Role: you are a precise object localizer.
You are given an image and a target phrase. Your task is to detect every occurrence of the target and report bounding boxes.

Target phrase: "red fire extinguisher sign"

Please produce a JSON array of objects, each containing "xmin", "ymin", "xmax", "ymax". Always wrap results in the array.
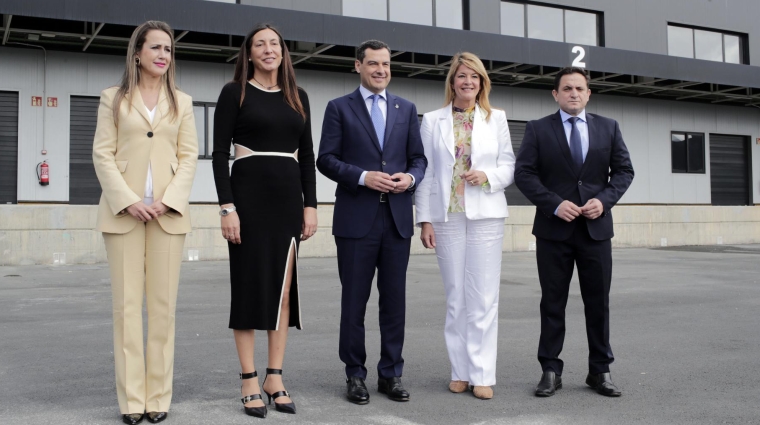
[{"xmin": 37, "ymin": 161, "xmax": 49, "ymax": 186}]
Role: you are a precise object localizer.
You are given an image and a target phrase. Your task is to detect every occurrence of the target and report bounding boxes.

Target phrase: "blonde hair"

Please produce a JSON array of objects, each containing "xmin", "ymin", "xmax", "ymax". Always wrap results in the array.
[
  {"xmin": 444, "ymin": 52, "xmax": 493, "ymax": 122},
  {"xmin": 112, "ymin": 21, "xmax": 179, "ymax": 126}
]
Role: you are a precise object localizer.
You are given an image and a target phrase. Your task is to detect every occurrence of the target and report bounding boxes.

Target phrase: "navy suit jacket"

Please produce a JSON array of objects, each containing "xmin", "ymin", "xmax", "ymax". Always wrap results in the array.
[
  {"xmin": 317, "ymin": 88, "xmax": 427, "ymax": 239},
  {"xmin": 514, "ymin": 111, "xmax": 634, "ymax": 242}
]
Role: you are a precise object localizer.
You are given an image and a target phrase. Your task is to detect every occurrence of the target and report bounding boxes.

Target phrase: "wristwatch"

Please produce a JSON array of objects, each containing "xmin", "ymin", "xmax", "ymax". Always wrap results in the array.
[{"xmin": 219, "ymin": 206, "xmax": 237, "ymax": 216}]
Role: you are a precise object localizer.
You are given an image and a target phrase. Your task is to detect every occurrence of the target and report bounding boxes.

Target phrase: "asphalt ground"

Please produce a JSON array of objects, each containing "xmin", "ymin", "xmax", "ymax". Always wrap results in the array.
[{"xmin": 1, "ymin": 244, "xmax": 759, "ymax": 425}]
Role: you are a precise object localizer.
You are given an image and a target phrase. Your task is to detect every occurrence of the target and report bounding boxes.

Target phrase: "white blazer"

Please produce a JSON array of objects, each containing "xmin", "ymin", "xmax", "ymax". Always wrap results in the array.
[{"xmin": 415, "ymin": 103, "xmax": 516, "ymax": 225}]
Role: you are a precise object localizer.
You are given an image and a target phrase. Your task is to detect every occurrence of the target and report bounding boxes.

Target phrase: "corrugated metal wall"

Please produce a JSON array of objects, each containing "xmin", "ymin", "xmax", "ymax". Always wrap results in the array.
[
  {"xmin": 710, "ymin": 134, "xmax": 751, "ymax": 205},
  {"xmin": 0, "ymin": 91, "xmax": 19, "ymax": 204},
  {"xmin": 69, "ymin": 96, "xmax": 101, "ymax": 205},
  {"xmin": 0, "ymin": 47, "xmax": 758, "ymax": 205}
]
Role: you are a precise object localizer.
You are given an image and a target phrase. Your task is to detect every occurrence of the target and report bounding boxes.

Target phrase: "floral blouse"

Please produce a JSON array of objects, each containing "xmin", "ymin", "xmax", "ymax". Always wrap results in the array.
[{"xmin": 448, "ymin": 105, "xmax": 475, "ymax": 213}]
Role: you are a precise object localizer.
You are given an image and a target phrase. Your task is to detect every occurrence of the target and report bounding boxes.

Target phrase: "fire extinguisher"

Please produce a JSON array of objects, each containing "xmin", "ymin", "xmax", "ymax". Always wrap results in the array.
[{"xmin": 37, "ymin": 161, "xmax": 50, "ymax": 186}]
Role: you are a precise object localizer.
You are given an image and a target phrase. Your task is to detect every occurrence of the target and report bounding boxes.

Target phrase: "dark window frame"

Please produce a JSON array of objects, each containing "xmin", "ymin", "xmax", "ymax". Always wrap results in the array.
[
  {"xmin": 193, "ymin": 101, "xmax": 216, "ymax": 159},
  {"xmin": 500, "ymin": 0, "xmax": 604, "ymax": 47},
  {"xmin": 667, "ymin": 23, "xmax": 749, "ymax": 65},
  {"xmin": 671, "ymin": 131, "xmax": 706, "ymax": 174},
  {"xmin": 462, "ymin": 0, "xmax": 470, "ymax": 30}
]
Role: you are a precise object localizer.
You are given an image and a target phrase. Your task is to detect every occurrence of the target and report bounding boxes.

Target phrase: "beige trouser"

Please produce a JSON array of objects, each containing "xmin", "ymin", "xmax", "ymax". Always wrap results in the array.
[{"xmin": 103, "ymin": 219, "xmax": 186, "ymax": 414}]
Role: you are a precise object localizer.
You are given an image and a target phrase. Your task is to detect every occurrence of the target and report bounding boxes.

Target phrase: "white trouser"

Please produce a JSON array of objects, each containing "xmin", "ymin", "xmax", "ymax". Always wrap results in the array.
[{"xmin": 432, "ymin": 213, "xmax": 505, "ymax": 386}]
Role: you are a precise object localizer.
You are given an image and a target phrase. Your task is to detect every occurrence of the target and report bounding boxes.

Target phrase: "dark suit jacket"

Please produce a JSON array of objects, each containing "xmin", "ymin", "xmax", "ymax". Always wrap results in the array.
[
  {"xmin": 317, "ymin": 88, "xmax": 427, "ymax": 239},
  {"xmin": 514, "ymin": 111, "xmax": 634, "ymax": 242}
]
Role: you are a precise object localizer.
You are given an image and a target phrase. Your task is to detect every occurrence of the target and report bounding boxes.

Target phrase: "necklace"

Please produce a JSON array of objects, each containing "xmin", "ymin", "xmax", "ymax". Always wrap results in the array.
[{"xmin": 251, "ymin": 76, "xmax": 278, "ymax": 90}]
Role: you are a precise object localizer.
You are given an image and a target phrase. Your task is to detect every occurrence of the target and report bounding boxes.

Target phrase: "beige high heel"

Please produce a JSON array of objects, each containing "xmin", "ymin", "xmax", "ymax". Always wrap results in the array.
[
  {"xmin": 449, "ymin": 380, "xmax": 469, "ymax": 393},
  {"xmin": 472, "ymin": 386, "xmax": 493, "ymax": 400}
]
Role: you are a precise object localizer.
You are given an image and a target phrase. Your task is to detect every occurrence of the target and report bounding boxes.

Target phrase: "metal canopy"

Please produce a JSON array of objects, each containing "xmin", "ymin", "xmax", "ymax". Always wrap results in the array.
[{"xmin": 2, "ymin": 1, "xmax": 760, "ymax": 107}]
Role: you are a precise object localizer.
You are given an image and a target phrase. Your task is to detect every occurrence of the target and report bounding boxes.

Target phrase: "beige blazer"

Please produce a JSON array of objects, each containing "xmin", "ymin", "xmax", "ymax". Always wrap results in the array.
[
  {"xmin": 415, "ymin": 103, "xmax": 516, "ymax": 225},
  {"xmin": 93, "ymin": 86, "xmax": 198, "ymax": 234}
]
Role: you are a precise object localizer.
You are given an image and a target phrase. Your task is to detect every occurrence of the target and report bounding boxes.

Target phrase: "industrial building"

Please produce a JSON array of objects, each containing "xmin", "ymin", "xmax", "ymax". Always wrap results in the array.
[{"xmin": 1, "ymin": 0, "xmax": 758, "ymax": 265}]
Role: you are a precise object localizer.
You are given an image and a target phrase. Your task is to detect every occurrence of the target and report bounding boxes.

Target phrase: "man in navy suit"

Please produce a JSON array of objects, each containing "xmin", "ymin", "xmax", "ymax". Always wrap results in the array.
[
  {"xmin": 515, "ymin": 67, "xmax": 634, "ymax": 398},
  {"xmin": 317, "ymin": 40, "xmax": 427, "ymax": 405}
]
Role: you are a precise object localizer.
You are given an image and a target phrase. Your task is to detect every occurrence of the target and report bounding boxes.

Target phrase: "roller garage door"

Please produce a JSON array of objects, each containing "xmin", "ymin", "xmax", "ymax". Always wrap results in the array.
[
  {"xmin": 69, "ymin": 96, "xmax": 101, "ymax": 204},
  {"xmin": 0, "ymin": 91, "xmax": 19, "ymax": 204},
  {"xmin": 506, "ymin": 120, "xmax": 531, "ymax": 206},
  {"xmin": 709, "ymin": 134, "xmax": 751, "ymax": 206}
]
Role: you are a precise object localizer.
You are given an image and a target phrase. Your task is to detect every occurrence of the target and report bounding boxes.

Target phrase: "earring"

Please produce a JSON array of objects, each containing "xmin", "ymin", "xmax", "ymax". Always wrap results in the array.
[{"xmin": 135, "ymin": 57, "xmax": 141, "ymax": 66}]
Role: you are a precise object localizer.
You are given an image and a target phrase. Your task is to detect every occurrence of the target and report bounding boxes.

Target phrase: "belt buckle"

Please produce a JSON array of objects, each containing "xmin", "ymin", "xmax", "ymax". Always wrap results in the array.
[{"xmin": 379, "ymin": 193, "xmax": 387, "ymax": 203}]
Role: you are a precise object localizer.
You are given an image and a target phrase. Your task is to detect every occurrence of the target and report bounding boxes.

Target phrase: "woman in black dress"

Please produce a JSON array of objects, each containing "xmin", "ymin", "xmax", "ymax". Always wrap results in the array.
[{"xmin": 212, "ymin": 24, "xmax": 317, "ymax": 417}]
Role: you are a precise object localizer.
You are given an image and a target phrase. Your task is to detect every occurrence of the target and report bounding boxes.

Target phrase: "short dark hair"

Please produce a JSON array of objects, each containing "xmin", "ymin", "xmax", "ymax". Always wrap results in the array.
[
  {"xmin": 356, "ymin": 39, "xmax": 391, "ymax": 62},
  {"xmin": 553, "ymin": 67, "xmax": 590, "ymax": 91}
]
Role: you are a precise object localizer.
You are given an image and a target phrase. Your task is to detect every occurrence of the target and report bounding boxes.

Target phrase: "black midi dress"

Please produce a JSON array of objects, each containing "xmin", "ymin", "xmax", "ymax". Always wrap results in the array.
[{"xmin": 212, "ymin": 81, "xmax": 317, "ymax": 330}]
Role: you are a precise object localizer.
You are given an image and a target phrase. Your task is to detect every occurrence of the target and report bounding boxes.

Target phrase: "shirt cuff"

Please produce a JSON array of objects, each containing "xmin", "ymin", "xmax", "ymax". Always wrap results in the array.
[
  {"xmin": 359, "ymin": 170, "xmax": 368, "ymax": 186},
  {"xmin": 406, "ymin": 173, "xmax": 415, "ymax": 190},
  {"xmin": 554, "ymin": 205, "xmax": 559, "ymax": 216}
]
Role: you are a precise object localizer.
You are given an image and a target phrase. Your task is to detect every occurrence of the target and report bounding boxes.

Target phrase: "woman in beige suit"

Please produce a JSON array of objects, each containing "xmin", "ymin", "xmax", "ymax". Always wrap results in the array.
[{"xmin": 92, "ymin": 21, "xmax": 198, "ymax": 425}]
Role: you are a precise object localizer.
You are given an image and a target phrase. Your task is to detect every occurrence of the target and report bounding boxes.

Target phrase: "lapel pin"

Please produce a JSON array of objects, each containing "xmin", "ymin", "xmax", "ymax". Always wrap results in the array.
[{"xmin": 395, "ymin": 104, "xmax": 399, "ymax": 109}]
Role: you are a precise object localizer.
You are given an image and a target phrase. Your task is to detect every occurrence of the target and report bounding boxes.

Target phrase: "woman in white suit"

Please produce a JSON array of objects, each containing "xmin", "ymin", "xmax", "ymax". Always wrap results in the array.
[
  {"xmin": 93, "ymin": 21, "xmax": 198, "ymax": 425},
  {"xmin": 416, "ymin": 52, "xmax": 515, "ymax": 400}
]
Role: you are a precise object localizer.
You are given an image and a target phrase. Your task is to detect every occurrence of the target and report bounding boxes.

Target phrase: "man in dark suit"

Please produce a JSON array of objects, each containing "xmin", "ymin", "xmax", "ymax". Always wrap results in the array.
[
  {"xmin": 515, "ymin": 67, "xmax": 634, "ymax": 398},
  {"xmin": 317, "ymin": 39, "xmax": 427, "ymax": 405}
]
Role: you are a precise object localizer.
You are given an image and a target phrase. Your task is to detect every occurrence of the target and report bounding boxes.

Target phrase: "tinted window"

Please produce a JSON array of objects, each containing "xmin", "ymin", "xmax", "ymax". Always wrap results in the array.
[
  {"xmin": 343, "ymin": 0, "xmax": 387, "ymax": 20},
  {"xmin": 687, "ymin": 133, "xmax": 705, "ymax": 173},
  {"xmin": 565, "ymin": 10, "xmax": 597, "ymax": 45},
  {"xmin": 724, "ymin": 35, "xmax": 741, "ymax": 64},
  {"xmin": 193, "ymin": 106, "xmax": 206, "ymax": 157},
  {"xmin": 527, "ymin": 4, "xmax": 563, "ymax": 42},
  {"xmin": 672, "ymin": 132, "xmax": 705, "ymax": 173},
  {"xmin": 668, "ymin": 25, "xmax": 694, "ymax": 58},
  {"xmin": 436, "ymin": 0, "xmax": 463, "ymax": 29},
  {"xmin": 694, "ymin": 29, "xmax": 723, "ymax": 62},
  {"xmin": 390, "ymin": 0, "xmax": 432, "ymax": 25},
  {"xmin": 671, "ymin": 133, "xmax": 687, "ymax": 172},
  {"xmin": 500, "ymin": 2, "xmax": 525, "ymax": 37}
]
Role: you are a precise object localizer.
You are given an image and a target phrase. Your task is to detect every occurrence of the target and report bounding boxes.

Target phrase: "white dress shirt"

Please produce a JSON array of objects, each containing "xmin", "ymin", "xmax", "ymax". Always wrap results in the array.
[
  {"xmin": 356, "ymin": 85, "xmax": 414, "ymax": 189},
  {"xmin": 143, "ymin": 105, "xmax": 156, "ymax": 205},
  {"xmin": 555, "ymin": 109, "xmax": 589, "ymax": 215}
]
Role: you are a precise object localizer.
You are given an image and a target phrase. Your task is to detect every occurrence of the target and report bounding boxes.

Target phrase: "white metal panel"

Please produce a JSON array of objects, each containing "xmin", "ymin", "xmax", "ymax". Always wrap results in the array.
[
  {"xmin": 646, "ymin": 102, "xmax": 673, "ymax": 203},
  {"xmin": 0, "ymin": 47, "xmax": 46, "ymax": 202},
  {"xmin": 618, "ymin": 98, "xmax": 649, "ymax": 204},
  {"xmin": 176, "ymin": 61, "xmax": 232, "ymax": 103},
  {"xmin": 489, "ymin": 88, "xmax": 513, "ymax": 118},
  {"xmin": 672, "ymin": 174, "xmax": 699, "ymax": 203},
  {"xmin": 510, "ymin": 87, "xmax": 544, "ymax": 121},
  {"xmin": 671, "ymin": 106, "xmax": 696, "ymax": 132},
  {"xmin": 715, "ymin": 106, "xmax": 740, "ymax": 134}
]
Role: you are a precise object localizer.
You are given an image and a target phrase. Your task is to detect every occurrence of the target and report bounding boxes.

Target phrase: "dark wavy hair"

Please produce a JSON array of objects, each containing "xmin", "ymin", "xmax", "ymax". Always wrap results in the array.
[
  {"xmin": 232, "ymin": 24, "xmax": 305, "ymax": 120},
  {"xmin": 553, "ymin": 67, "xmax": 590, "ymax": 91}
]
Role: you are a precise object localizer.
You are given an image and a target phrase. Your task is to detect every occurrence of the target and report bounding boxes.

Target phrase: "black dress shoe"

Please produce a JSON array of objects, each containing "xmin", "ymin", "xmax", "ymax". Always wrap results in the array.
[
  {"xmin": 377, "ymin": 377, "xmax": 410, "ymax": 402},
  {"xmin": 240, "ymin": 371, "xmax": 267, "ymax": 418},
  {"xmin": 263, "ymin": 368, "xmax": 296, "ymax": 414},
  {"xmin": 122, "ymin": 413, "xmax": 144, "ymax": 425},
  {"xmin": 535, "ymin": 371, "xmax": 562, "ymax": 397},
  {"xmin": 346, "ymin": 376, "xmax": 370, "ymax": 405},
  {"xmin": 146, "ymin": 412, "xmax": 167, "ymax": 423},
  {"xmin": 585, "ymin": 372, "xmax": 622, "ymax": 397}
]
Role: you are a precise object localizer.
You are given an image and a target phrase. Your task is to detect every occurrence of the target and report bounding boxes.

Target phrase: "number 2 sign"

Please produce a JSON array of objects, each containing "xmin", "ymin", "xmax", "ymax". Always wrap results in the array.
[{"xmin": 571, "ymin": 46, "xmax": 587, "ymax": 68}]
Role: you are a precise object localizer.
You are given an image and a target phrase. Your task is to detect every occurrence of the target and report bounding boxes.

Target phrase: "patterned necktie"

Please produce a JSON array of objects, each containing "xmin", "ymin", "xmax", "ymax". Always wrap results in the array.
[
  {"xmin": 370, "ymin": 94, "xmax": 385, "ymax": 150},
  {"xmin": 567, "ymin": 116, "xmax": 584, "ymax": 171}
]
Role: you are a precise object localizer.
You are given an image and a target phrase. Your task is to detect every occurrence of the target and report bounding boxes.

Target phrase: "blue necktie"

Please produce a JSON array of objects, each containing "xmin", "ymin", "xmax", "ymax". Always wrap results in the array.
[
  {"xmin": 567, "ymin": 116, "xmax": 584, "ymax": 171},
  {"xmin": 370, "ymin": 94, "xmax": 385, "ymax": 150}
]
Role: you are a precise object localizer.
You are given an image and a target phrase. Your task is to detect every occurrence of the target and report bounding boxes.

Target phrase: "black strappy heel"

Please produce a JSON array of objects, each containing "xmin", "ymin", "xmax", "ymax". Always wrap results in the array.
[
  {"xmin": 262, "ymin": 368, "xmax": 296, "ymax": 414},
  {"xmin": 240, "ymin": 371, "xmax": 267, "ymax": 418}
]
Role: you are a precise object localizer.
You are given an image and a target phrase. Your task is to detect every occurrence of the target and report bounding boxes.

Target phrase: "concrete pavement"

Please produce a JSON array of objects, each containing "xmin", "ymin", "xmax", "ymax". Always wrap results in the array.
[{"xmin": 1, "ymin": 245, "xmax": 759, "ymax": 424}]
